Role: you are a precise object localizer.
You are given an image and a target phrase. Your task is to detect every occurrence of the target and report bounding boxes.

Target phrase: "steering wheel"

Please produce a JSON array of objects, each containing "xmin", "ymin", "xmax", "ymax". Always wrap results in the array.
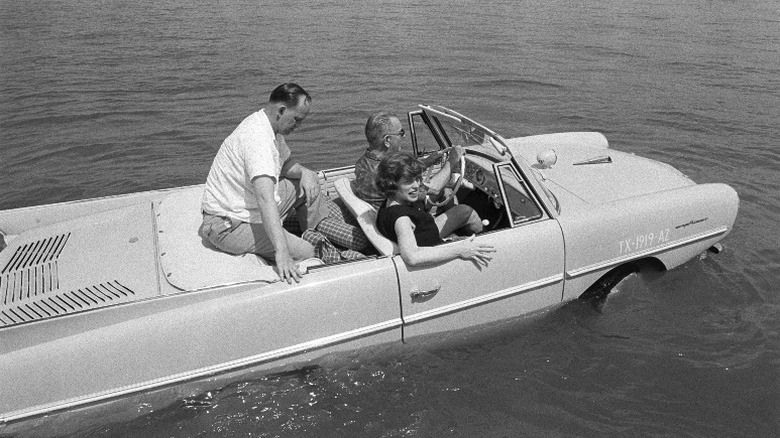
[{"xmin": 428, "ymin": 148, "xmax": 466, "ymax": 207}]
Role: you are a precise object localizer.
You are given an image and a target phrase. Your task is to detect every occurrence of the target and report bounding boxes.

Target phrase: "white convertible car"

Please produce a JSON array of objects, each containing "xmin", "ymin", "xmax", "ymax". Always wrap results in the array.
[{"xmin": 0, "ymin": 105, "xmax": 738, "ymax": 426}]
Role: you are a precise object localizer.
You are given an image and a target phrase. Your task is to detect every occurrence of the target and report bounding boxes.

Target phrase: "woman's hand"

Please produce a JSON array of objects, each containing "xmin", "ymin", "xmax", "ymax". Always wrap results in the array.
[{"xmin": 457, "ymin": 235, "xmax": 495, "ymax": 266}]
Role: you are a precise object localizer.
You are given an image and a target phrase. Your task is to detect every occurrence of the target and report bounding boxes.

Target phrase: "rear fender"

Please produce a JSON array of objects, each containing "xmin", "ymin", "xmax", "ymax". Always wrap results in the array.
[{"xmin": 559, "ymin": 183, "xmax": 738, "ymax": 302}]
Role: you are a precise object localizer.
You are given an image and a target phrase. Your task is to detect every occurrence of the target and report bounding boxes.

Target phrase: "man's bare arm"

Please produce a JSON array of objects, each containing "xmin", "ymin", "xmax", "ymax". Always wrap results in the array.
[
  {"xmin": 281, "ymin": 161, "xmax": 320, "ymax": 206},
  {"xmin": 253, "ymin": 176, "xmax": 302, "ymax": 284},
  {"xmin": 426, "ymin": 146, "xmax": 464, "ymax": 197}
]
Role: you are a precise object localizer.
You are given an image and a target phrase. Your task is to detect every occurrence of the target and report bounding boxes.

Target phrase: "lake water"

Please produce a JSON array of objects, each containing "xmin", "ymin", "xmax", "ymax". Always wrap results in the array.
[{"xmin": 1, "ymin": 0, "xmax": 779, "ymax": 436}]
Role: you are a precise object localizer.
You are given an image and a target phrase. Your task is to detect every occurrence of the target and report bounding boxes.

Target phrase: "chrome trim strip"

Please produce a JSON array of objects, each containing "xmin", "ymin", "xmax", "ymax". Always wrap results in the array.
[
  {"xmin": 404, "ymin": 274, "xmax": 563, "ymax": 325},
  {"xmin": 566, "ymin": 226, "xmax": 728, "ymax": 279},
  {"xmin": 1, "ymin": 318, "xmax": 403, "ymax": 423},
  {"xmin": 421, "ymin": 105, "xmax": 462, "ymax": 123}
]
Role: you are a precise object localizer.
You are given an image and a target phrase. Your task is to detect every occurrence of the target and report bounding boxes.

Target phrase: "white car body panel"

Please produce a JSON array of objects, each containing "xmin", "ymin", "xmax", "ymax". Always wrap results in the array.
[
  {"xmin": 557, "ymin": 183, "xmax": 738, "ymax": 302},
  {"xmin": 397, "ymin": 219, "xmax": 564, "ymax": 340}
]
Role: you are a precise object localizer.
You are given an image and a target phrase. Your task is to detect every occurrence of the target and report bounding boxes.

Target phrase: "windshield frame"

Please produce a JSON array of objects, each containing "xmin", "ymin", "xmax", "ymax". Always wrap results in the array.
[{"xmin": 415, "ymin": 105, "xmax": 559, "ymax": 218}]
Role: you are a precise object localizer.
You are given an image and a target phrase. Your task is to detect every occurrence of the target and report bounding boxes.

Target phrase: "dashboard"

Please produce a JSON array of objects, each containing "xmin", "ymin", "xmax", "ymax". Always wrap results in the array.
[
  {"xmin": 461, "ymin": 153, "xmax": 543, "ymax": 225},
  {"xmin": 463, "ymin": 154, "xmax": 503, "ymax": 206}
]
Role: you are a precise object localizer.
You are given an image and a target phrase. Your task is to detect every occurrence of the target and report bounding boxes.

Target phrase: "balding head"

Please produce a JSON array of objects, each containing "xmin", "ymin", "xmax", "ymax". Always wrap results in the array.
[{"xmin": 365, "ymin": 112, "xmax": 403, "ymax": 150}]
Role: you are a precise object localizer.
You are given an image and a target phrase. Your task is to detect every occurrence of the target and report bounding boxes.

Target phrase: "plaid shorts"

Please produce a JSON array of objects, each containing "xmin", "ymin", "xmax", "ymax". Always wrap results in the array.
[{"xmin": 301, "ymin": 229, "xmax": 366, "ymax": 264}]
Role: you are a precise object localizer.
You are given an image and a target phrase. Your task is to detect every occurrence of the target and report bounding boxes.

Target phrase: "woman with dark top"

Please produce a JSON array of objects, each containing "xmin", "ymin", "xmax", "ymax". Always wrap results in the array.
[{"xmin": 375, "ymin": 152, "xmax": 495, "ymax": 266}]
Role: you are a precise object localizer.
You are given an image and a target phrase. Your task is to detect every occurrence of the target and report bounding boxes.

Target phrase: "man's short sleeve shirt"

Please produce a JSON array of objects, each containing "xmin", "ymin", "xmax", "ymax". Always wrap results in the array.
[{"xmin": 202, "ymin": 109, "xmax": 291, "ymax": 223}]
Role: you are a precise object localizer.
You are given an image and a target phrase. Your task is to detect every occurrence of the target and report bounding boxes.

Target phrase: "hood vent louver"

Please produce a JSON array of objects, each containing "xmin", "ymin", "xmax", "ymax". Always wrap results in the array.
[
  {"xmin": 2, "ymin": 233, "xmax": 70, "ymax": 304},
  {"xmin": 2, "ymin": 232, "xmax": 70, "ymax": 275},
  {"xmin": 0, "ymin": 233, "xmax": 136, "ymax": 327},
  {"xmin": 0, "ymin": 281, "xmax": 135, "ymax": 327}
]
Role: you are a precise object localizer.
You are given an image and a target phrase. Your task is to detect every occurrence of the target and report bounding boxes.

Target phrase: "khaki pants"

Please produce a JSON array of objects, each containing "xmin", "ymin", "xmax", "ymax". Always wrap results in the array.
[{"xmin": 199, "ymin": 178, "xmax": 328, "ymax": 261}]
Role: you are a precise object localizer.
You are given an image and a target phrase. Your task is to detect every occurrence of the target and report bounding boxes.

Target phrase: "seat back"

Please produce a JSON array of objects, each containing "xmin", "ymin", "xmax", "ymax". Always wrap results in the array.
[
  {"xmin": 333, "ymin": 178, "xmax": 398, "ymax": 256},
  {"xmin": 317, "ymin": 165, "xmax": 356, "ymax": 198}
]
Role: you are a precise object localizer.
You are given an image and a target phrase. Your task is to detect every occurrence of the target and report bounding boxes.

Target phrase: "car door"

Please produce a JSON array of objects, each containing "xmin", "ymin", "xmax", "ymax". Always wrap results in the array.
[{"xmin": 395, "ymin": 161, "xmax": 565, "ymax": 340}]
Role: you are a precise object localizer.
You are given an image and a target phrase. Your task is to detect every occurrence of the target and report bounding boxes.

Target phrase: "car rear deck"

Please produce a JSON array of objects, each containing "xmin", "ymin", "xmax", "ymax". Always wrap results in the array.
[
  {"xmin": 0, "ymin": 202, "xmax": 159, "ymax": 327},
  {"xmin": 0, "ymin": 166, "xmax": 358, "ymax": 328}
]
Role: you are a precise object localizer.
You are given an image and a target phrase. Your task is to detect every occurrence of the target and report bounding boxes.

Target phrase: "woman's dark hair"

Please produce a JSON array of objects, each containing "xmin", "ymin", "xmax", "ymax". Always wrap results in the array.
[
  {"xmin": 269, "ymin": 83, "xmax": 311, "ymax": 107},
  {"xmin": 376, "ymin": 152, "xmax": 425, "ymax": 198}
]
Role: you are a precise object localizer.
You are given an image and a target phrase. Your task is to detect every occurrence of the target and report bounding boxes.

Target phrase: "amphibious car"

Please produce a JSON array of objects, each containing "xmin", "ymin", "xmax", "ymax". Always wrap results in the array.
[{"xmin": 0, "ymin": 105, "xmax": 738, "ymax": 425}]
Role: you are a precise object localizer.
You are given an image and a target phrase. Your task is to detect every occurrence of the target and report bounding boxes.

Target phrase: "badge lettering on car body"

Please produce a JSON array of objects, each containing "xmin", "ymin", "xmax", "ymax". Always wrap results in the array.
[
  {"xmin": 619, "ymin": 228, "xmax": 670, "ymax": 254},
  {"xmin": 675, "ymin": 217, "xmax": 708, "ymax": 229}
]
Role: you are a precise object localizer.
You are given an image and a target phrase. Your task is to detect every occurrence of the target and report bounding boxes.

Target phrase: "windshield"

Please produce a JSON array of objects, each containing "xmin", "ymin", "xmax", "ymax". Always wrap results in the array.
[
  {"xmin": 420, "ymin": 105, "xmax": 560, "ymax": 214},
  {"xmin": 420, "ymin": 105, "xmax": 509, "ymax": 163}
]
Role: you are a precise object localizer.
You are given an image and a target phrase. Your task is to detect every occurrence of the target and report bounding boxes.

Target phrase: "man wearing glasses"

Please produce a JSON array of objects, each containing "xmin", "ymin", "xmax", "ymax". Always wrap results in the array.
[
  {"xmin": 351, "ymin": 111, "xmax": 462, "ymax": 209},
  {"xmin": 326, "ymin": 111, "xmax": 463, "ymax": 253}
]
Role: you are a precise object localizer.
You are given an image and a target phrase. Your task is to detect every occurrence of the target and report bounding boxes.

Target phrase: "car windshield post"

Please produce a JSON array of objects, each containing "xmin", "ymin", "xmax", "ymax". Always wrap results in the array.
[{"xmin": 493, "ymin": 162, "xmax": 544, "ymax": 226}]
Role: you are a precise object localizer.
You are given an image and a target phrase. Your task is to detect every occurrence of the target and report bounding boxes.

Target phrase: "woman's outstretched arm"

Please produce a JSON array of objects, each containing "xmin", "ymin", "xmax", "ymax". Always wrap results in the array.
[{"xmin": 394, "ymin": 217, "xmax": 495, "ymax": 267}]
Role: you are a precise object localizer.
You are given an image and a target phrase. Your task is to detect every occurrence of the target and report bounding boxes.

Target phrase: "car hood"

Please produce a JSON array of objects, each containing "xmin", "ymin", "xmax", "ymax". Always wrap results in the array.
[{"xmin": 510, "ymin": 142, "xmax": 695, "ymax": 205}]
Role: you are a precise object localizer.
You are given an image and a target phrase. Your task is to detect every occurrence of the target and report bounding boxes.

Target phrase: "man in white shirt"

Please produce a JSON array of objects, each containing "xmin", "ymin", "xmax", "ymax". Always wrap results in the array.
[{"xmin": 200, "ymin": 83, "xmax": 328, "ymax": 284}]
